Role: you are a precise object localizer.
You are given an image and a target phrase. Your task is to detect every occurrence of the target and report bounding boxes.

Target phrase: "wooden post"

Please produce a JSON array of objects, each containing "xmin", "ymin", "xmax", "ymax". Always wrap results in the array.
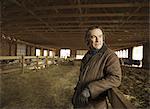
[
  {"xmin": 108, "ymin": 88, "xmax": 136, "ymax": 109},
  {"xmin": 36, "ymin": 56, "xmax": 39, "ymax": 71},
  {"xmin": 0, "ymin": 1, "xmax": 1, "ymax": 56},
  {"xmin": 142, "ymin": 42, "xmax": 150, "ymax": 69},
  {"xmin": 40, "ymin": 48, "xmax": 43, "ymax": 56},
  {"xmin": 9, "ymin": 42, "xmax": 11, "ymax": 56},
  {"xmin": 46, "ymin": 56, "xmax": 48, "ymax": 68},
  {"xmin": 22, "ymin": 55, "xmax": 24, "ymax": 73}
]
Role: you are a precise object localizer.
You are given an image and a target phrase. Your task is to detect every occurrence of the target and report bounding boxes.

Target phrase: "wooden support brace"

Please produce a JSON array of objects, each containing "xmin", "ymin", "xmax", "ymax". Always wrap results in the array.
[
  {"xmin": 36, "ymin": 56, "xmax": 39, "ymax": 71},
  {"xmin": 21, "ymin": 55, "xmax": 24, "ymax": 73}
]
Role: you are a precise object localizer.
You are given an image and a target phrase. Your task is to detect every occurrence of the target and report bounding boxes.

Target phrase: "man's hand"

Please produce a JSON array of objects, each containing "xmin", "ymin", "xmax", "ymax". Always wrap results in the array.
[
  {"xmin": 77, "ymin": 93, "xmax": 88, "ymax": 105},
  {"xmin": 77, "ymin": 88, "xmax": 90, "ymax": 106}
]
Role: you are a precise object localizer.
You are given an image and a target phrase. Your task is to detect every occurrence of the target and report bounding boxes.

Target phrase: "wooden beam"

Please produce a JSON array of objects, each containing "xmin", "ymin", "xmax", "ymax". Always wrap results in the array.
[
  {"xmin": 109, "ymin": 41, "xmax": 146, "ymax": 48},
  {"xmin": 9, "ymin": 31, "xmax": 145, "ymax": 33},
  {"xmin": 4, "ymin": 28, "xmax": 148, "ymax": 33},
  {"xmin": 5, "ymin": 2, "xmax": 149, "ymax": 14},
  {"xmin": 4, "ymin": 13, "xmax": 148, "ymax": 21},
  {"xmin": 9, "ymin": 0, "xmax": 56, "ymax": 32},
  {"xmin": 112, "ymin": 5, "xmax": 144, "ymax": 33},
  {"xmin": 36, "ymin": 3, "xmax": 149, "ymax": 9},
  {"xmin": 4, "ymin": 29, "xmax": 148, "ymax": 34},
  {"xmin": 108, "ymin": 88, "xmax": 136, "ymax": 109},
  {"xmin": 4, "ymin": 20, "xmax": 149, "ymax": 26},
  {"xmin": 0, "ymin": 0, "xmax": 1, "ymax": 55},
  {"xmin": 77, "ymin": 0, "xmax": 82, "ymax": 15},
  {"xmin": 0, "ymin": 56, "xmax": 21, "ymax": 60},
  {"xmin": 1, "ymin": 32, "xmax": 55, "ymax": 50},
  {"xmin": 4, "ymin": 24, "xmax": 148, "ymax": 29}
]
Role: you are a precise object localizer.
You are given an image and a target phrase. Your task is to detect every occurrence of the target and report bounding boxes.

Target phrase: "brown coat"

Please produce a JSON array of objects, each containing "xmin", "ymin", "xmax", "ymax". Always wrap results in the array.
[{"xmin": 72, "ymin": 44, "xmax": 122, "ymax": 109}]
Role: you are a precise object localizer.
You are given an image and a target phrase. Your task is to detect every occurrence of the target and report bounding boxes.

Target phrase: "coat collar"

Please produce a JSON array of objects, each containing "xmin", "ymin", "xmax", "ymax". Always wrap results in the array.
[
  {"xmin": 97, "ymin": 42, "xmax": 108, "ymax": 55},
  {"xmin": 89, "ymin": 42, "xmax": 108, "ymax": 55},
  {"xmin": 82, "ymin": 43, "xmax": 108, "ymax": 64}
]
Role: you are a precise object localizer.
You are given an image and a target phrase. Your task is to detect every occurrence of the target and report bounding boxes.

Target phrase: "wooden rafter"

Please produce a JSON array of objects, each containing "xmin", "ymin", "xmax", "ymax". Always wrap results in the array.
[
  {"xmin": 4, "ymin": 13, "xmax": 148, "ymax": 22},
  {"xmin": 8, "ymin": 0, "xmax": 56, "ymax": 32},
  {"xmin": 2, "ymin": 0, "xmax": 149, "ymax": 49},
  {"xmin": 5, "ymin": 2, "xmax": 148, "ymax": 13}
]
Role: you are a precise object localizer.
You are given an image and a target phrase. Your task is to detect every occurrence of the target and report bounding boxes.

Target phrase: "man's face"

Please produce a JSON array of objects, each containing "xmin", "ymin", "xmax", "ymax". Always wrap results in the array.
[{"xmin": 88, "ymin": 28, "xmax": 104, "ymax": 49}]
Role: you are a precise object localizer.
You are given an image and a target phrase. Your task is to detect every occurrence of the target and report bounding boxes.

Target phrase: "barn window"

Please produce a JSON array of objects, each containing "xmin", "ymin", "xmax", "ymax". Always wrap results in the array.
[
  {"xmin": 49, "ymin": 51, "xmax": 55, "ymax": 57},
  {"xmin": 17, "ymin": 44, "xmax": 26, "ymax": 56},
  {"xmin": 115, "ymin": 51, "xmax": 118, "ymax": 56},
  {"xmin": 115, "ymin": 50, "xmax": 122, "ymax": 58},
  {"xmin": 44, "ymin": 50, "xmax": 48, "ymax": 56},
  {"xmin": 132, "ymin": 46, "xmax": 143, "ymax": 60},
  {"xmin": 115, "ymin": 49, "xmax": 128, "ymax": 58},
  {"xmin": 60, "ymin": 49, "xmax": 70, "ymax": 59},
  {"xmin": 125, "ymin": 49, "xmax": 128, "ymax": 58},
  {"xmin": 36, "ymin": 49, "xmax": 40, "ymax": 56},
  {"xmin": 76, "ymin": 50, "xmax": 88, "ymax": 59}
]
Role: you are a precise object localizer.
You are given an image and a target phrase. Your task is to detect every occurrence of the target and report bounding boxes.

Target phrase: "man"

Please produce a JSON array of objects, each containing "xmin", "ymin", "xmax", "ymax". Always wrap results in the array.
[{"xmin": 72, "ymin": 26, "xmax": 122, "ymax": 109}]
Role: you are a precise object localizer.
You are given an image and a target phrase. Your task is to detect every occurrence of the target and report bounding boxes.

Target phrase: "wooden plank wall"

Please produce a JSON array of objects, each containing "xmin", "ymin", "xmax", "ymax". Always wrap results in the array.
[
  {"xmin": 1, "ymin": 38, "xmax": 16, "ymax": 56},
  {"xmin": 0, "ymin": 38, "xmax": 37, "ymax": 56}
]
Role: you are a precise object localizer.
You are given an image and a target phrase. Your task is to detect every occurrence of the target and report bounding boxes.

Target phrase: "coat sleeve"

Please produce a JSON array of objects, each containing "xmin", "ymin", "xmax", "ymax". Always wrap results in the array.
[
  {"xmin": 74, "ymin": 60, "xmax": 85, "ymax": 90},
  {"xmin": 87, "ymin": 53, "xmax": 122, "ymax": 99}
]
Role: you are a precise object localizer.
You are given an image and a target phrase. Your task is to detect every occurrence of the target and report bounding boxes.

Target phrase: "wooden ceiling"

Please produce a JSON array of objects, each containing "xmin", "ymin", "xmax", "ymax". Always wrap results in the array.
[{"xmin": 1, "ymin": 0, "xmax": 149, "ymax": 50}]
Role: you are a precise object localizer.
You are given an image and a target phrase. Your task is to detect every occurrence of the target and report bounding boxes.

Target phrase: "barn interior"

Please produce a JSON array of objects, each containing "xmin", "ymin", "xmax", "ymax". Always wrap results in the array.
[{"xmin": 0, "ymin": 0, "xmax": 149, "ymax": 109}]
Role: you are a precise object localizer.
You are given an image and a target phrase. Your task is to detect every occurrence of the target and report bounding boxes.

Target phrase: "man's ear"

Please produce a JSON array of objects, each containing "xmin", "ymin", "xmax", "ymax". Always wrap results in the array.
[
  {"xmin": 85, "ymin": 39, "xmax": 89, "ymax": 46},
  {"xmin": 87, "ymin": 41, "xmax": 90, "ymax": 46},
  {"xmin": 103, "ymin": 35, "xmax": 105, "ymax": 41}
]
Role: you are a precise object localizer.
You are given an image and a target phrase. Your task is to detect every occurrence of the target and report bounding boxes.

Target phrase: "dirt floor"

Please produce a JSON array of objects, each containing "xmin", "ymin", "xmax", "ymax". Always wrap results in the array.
[
  {"xmin": 119, "ymin": 66, "xmax": 149, "ymax": 109},
  {"xmin": 0, "ymin": 64, "xmax": 149, "ymax": 109}
]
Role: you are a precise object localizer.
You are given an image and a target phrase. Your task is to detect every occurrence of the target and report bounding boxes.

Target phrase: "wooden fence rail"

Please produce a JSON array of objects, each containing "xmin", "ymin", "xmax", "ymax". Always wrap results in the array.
[
  {"xmin": 0, "ymin": 56, "xmax": 58, "ymax": 74},
  {"xmin": 108, "ymin": 88, "xmax": 136, "ymax": 109}
]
